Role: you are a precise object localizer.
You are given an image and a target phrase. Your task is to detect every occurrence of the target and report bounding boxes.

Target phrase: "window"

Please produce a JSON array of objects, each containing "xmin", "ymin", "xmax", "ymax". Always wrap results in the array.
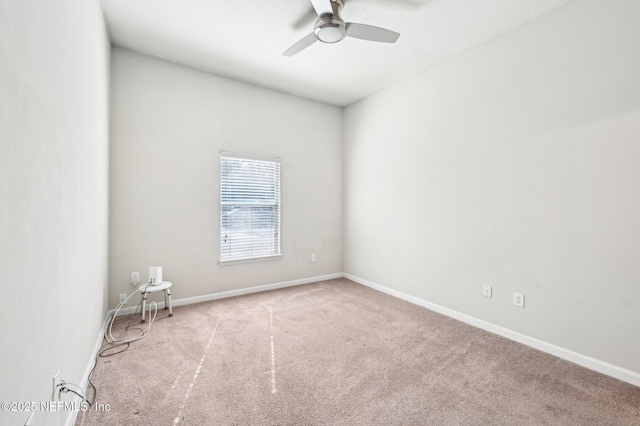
[{"xmin": 220, "ymin": 152, "xmax": 281, "ymax": 264}]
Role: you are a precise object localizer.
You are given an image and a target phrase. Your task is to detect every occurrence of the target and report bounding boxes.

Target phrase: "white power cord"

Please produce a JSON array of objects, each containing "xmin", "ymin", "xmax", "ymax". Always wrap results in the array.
[
  {"xmin": 106, "ymin": 282, "xmax": 158, "ymax": 345},
  {"xmin": 80, "ymin": 283, "xmax": 161, "ymax": 426}
]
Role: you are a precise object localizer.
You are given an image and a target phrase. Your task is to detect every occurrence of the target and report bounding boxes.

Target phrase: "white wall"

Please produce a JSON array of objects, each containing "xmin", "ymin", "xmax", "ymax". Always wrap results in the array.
[
  {"xmin": 0, "ymin": 1, "xmax": 110, "ymax": 424},
  {"xmin": 344, "ymin": 0, "xmax": 640, "ymax": 374},
  {"xmin": 109, "ymin": 48, "xmax": 343, "ymax": 308}
]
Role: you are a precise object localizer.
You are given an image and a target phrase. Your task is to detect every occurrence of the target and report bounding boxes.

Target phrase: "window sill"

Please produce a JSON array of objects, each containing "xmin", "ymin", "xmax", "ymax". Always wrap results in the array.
[{"xmin": 219, "ymin": 254, "xmax": 283, "ymax": 266}]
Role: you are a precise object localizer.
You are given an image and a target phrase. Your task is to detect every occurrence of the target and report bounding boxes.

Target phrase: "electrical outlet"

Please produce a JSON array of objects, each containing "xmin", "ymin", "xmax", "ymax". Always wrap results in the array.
[
  {"xmin": 483, "ymin": 285, "xmax": 492, "ymax": 298},
  {"xmin": 513, "ymin": 292, "xmax": 525, "ymax": 308},
  {"xmin": 52, "ymin": 369, "xmax": 61, "ymax": 401},
  {"xmin": 119, "ymin": 293, "xmax": 127, "ymax": 304},
  {"xmin": 311, "ymin": 253, "xmax": 316, "ymax": 262},
  {"xmin": 131, "ymin": 272, "xmax": 140, "ymax": 286}
]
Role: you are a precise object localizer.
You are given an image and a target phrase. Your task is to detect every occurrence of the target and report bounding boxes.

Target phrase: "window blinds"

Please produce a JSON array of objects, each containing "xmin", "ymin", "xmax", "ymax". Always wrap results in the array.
[{"xmin": 220, "ymin": 152, "xmax": 281, "ymax": 264}]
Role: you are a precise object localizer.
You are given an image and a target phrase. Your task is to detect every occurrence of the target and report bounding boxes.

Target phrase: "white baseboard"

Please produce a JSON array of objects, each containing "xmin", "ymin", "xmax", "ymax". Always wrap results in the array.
[
  {"xmin": 167, "ymin": 273, "xmax": 343, "ymax": 308},
  {"xmin": 344, "ymin": 273, "xmax": 640, "ymax": 388},
  {"xmin": 108, "ymin": 273, "xmax": 344, "ymax": 317},
  {"xmin": 64, "ymin": 311, "xmax": 112, "ymax": 426},
  {"xmin": 94, "ymin": 271, "xmax": 638, "ymax": 399}
]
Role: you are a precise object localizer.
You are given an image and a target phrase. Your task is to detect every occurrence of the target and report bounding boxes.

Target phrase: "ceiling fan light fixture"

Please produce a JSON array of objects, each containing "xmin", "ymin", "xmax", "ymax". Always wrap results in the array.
[{"xmin": 314, "ymin": 15, "xmax": 346, "ymax": 43}]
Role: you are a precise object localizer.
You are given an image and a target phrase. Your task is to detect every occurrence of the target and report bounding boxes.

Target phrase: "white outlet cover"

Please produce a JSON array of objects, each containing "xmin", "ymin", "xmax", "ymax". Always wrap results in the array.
[
  {"xmin": 52, "ymin": 369, "xmax": 60, "ymax": 401},
  {"xmin": 483, "ymin": 285, "xmax": 492, "ymax": 298},
  {"xmin": 513, "ymin": 292, "xmax": 525, "ymax": 308}
]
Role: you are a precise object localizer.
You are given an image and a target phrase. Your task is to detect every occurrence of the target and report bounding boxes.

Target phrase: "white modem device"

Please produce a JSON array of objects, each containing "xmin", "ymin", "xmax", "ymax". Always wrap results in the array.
[{"xmin": 149, "ymin": 266, "xmax": 163, "ymax": 285}]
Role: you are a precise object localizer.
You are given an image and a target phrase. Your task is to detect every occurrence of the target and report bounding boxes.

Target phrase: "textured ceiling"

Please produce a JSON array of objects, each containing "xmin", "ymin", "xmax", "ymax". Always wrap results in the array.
[{"xmin": 100, "ymin": 0, "xmax": 571, "ymax": 106}]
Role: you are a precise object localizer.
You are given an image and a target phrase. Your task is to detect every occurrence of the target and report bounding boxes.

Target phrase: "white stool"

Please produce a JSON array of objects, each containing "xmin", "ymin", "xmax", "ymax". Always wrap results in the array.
[{"xmin": 140, "ymin": 281, "xmax": 173, "ymax": 322}]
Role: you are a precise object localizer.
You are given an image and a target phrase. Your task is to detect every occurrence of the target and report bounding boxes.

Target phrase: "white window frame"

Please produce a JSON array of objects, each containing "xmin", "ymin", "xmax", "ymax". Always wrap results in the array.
[{"xmin": 219, "ymin": 151, "xmax": 282, "ymax": 265}]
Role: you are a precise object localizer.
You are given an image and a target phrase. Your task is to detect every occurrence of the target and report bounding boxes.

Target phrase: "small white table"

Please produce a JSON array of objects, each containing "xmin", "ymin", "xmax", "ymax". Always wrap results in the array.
[{"xmin": 140, "ymin": 281, "xmax": 173, "ymax": 322}]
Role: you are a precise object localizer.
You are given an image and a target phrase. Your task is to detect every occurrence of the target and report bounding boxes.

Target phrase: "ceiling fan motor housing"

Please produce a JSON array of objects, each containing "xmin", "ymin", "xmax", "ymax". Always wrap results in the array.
[{"xmin": 314, "ymin": 0, "xmax": 346, "ymax": 43}]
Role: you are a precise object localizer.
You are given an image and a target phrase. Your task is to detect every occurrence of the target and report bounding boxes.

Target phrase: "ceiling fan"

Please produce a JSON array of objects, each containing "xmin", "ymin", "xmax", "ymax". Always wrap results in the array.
[{"xmin": 283, "ymin": 0, "xmax": 400, "ymax": 57}]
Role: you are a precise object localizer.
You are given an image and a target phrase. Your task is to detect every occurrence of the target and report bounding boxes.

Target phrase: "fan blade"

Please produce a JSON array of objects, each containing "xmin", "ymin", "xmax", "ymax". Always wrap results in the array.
[
  {"xmin": 283, "ymin": 33, "xmax": 317, "ymax": 57},
  {"xmin": 345, "ymin": 23, "xmax": 400, "ymax": 43},
  {"xmin": 310, "ymin": 0, "xmax": 333, "ymax": 16}
]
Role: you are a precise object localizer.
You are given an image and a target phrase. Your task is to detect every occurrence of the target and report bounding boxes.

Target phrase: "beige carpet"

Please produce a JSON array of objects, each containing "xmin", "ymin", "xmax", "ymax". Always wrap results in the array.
[{"xmin": 78, "ymin": 278, "xmax": 640, "ymax": 425}]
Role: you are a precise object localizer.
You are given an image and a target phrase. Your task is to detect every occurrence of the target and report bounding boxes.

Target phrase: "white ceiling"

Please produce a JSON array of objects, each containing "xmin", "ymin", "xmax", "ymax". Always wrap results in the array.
[{"xmin": 100, "ymin": 0, "xmax": 571, "ymax": 107}]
